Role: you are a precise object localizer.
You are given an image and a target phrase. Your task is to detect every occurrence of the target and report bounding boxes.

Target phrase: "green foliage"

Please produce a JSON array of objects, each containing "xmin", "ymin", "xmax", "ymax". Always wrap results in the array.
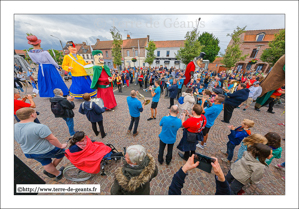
[
  {"xmin": 110, "ymin": 28, "xmax": 123, "ymax": 68},
  {"xmin": 198, "ymin": 32, "xmax": 220, "ymax": 63},
  {"xmin": 145, "ymin": 41, "xmax": 157, "ymax": 67},
  {"xmin": 221, "ymin": 26, "xmax": 248, "ymax": 69},
  {"xmin": 26, "ymin": 33, "xmax": 33, "ymax": 36},
  {"xmin": 176, "ymin": 28, "xmax": 203, "ymax": 65},
  {"xmin": 48, "ymin": 49, "xmax": 63, "ymax": 65},
  {"xmin": 260, "ymin": 29, "xmax": 285, "ymax": 67}
]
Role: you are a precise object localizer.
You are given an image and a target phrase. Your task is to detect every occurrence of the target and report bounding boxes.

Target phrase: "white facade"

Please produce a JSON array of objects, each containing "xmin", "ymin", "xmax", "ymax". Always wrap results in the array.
[{"xmin": 145, "ymin": 47, "xmax": 185, "ymax": 69}]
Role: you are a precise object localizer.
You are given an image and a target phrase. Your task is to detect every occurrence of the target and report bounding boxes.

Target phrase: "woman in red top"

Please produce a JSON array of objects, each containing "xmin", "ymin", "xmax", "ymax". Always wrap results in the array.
[
  {"xmin": 138, "ymin": 72, "xmax": 144, "ymax": 89},
  {"xmin": 177, "ymin": 104, "xmax": 207, "ymax": 160}
]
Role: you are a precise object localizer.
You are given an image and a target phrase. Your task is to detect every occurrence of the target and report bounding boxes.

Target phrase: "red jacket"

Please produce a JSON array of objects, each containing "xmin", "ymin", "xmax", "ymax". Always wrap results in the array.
[
  {"xmin": 184, "ymin": 61, "xmax": 196, "ymax": 86},
  {"xmin": 65, "ymin": 136, "xmax": 112, "ymax": 174}
]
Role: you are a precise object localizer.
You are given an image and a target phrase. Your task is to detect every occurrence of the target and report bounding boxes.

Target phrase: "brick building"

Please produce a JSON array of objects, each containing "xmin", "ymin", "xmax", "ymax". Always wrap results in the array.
[
  {"xmin": 77, "ymin": 42, "xmax": 95, "ymax": 64},
  {"xmin": 93, "ymin": 35, "xmax": 149, "ymax": 69},
  {"xmin": 227, "ymin": 29, "xmax": 284, "ymax": 73}
]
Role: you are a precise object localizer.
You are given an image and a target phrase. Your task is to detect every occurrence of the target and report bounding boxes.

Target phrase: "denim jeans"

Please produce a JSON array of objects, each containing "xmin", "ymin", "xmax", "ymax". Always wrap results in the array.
[
  {"xmin": 226, "ymin": 141, "xmax": 236, "ymax": 161},
  {"xmin": 16, "ymin": 86, "xmax": 24, "ymax": 92},
  {"xmin": 63, "ymin": 117, "xmax": 75, "ymax": 136}
]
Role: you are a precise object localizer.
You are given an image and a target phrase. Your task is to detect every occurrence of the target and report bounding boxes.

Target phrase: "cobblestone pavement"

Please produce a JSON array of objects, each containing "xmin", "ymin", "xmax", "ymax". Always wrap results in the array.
[{"xmin": 14, "ymin": 81, "xmax": 285, "ymax": 195}]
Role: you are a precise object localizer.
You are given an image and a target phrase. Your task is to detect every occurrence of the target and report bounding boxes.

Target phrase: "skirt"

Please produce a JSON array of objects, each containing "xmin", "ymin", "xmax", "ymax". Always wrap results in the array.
[
  {"xmin": 177, "ymin": 129, "xmax": 203, "ymax": 152},
  {"xmin": 96, "ymin": 86, "xmax": 117, "ymax": 110},
  {"xmin": 69, "ymin": 76, "xmax": 97, "ymax": 99},
  {"xmin": 37, "ymin": 64, "xmax": 69, "ymax": 97}
]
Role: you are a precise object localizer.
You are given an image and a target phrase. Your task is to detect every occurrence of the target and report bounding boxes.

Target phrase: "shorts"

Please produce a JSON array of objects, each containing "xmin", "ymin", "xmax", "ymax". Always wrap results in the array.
[
  {"xmin": 24, "ymin": 147, "xmax": 65, "ymax": 166},
  {"xmin": 151, "ymin": 101, "xmax": 159, "ymax": 109},
  {"xmin": 202, "ymin": 127, "xmax": 211, "ymax": 136},
  {"xmin": 244, "ymin": 97, "xmax": 254, "ymax": 106}
]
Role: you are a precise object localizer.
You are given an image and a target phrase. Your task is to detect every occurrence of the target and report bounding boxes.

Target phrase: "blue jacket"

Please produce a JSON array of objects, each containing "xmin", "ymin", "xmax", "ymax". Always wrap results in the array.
[
  {"xmin": 228, "ymin": 126, "xmax": 250, "ymax": 145},
  {"xmin": 79, "ymin": 101, "xmax": 106, "ymax": 123},
  {"xmin": 168, "ymin": 84, "xmax": 178, "ymax": 98},
  {"xmin": 168, "ymin": 167, "xmax": 231, "ymax": 195},
  {"xmin": 224, "ymin": 88, "xmax": 250, "ymax": 107}
]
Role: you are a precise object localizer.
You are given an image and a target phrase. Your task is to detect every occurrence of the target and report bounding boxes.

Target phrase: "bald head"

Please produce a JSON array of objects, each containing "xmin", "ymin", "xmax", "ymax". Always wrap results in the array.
[
  {"xmin": 170, "ymin": 105, "xmax": 179, "ymax": 115},
  {"xmin": 131, "ymin": 90, "xmax": 136, "ymax": 97}
]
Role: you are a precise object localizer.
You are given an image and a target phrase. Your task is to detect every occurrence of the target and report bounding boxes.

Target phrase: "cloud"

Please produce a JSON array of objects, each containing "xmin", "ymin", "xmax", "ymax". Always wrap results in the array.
[{"xmin": 14, "ymin": 14, "xmax": 284, "ymax": 54}]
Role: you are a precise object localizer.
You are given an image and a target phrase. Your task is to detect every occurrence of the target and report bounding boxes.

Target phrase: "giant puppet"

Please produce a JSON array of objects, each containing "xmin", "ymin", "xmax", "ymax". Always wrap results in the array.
[
  {"xmin": 90, "ymin": 50, "xmax": 117, "ymax": 110},
  {"xmin": 254, "ymin": 54, "xmax": 285, "ymax": 110},
  {"xmin": 184, "ymin": 52, "xmax": 206, "ymax": 86},
  {"xmin": 26, "ymin": 34, "xmax": 68, "ymax": 97},
  {"xmin": 62, "ymin": 41, "xmax": 97, "ymax": 99}
]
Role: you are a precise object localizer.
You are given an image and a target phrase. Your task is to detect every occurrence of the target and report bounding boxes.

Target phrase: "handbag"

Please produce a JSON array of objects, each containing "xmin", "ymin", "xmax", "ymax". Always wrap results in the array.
[{"xmin": 186, "ymin": 117, "xmax": 205, "ymax": 143}]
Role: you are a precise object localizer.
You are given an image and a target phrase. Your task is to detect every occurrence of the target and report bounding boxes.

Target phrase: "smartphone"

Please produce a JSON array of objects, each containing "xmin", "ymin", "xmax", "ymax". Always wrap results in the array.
[{"xmin": 194, "ymin": 153, "xmax": 215, "ymax": 173}]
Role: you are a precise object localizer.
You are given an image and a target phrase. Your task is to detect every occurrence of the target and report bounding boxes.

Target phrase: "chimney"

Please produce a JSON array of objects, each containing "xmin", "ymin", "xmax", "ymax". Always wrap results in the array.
[
  {"xmin": 83, "ymin": 42, "xmax": 86, "ymax": 45},
  {"xmin": 127, "ymin": 34, "xmax": 131, "ymax": 39},
  {"xmin": 147, "ymin": 35, "xmax": 150, "ymax": 42},
  {"xmin": 96, "ymin": 38, "xmax": 100, "ymax": 42}
]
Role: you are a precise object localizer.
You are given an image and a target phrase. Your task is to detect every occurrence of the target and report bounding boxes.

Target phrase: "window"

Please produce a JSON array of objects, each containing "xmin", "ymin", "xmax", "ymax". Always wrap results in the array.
[
  {"xmin": 104, "ymin": 62, "xmax": 107, "ymax": 65},
  {"xmin": 256, "ymin": 33, "xmax": 265, "ymax": 42},
  {"xmin": 108, "ymin": 62, "xmax": 111, "ymax": 66},
  {"xmin": 256, "ymin": 64, "xmax": 264, "ymax": 72},
  {"xmin": 236, "ymin": 64, "xmax": 243, "ymax": 72},
  {"xmin": 157, "ymin": 51, "xmax": 160, "ymax": 57},
  {"xmin": 246, "ymin": 63, "xmax": 252, "ymax": 71},
  {"xmin": 250, "ymin": 48, "xmax": 258, "ymax": 58},
  {"xmin": 166, "ymin": 51, "xmax": 170, "ymax": 57},
  {"xmin": 127, "ymin": 50, "xmax": 130, "ymax": 57},
  {"xmin": 135, "ymin": 50, "xmax": 138, "ymax": 56},
  {"xmin": 106, "ymin": 51, "xmax": 108, "ymax": 57}
]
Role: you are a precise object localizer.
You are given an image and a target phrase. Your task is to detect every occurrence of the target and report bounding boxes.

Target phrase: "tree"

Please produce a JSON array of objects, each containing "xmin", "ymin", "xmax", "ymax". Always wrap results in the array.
[
  {"xmin": 198, "ymin": 32, "xmax": 220, "ymax": 63},
  {"xmin": 110, "ymin": 28, "xmax": 123, "ymax": 70},
  {"xmin": 221, "ymin": 26, "xmax": 248, "ymax": 70},
  {"xmin": 145, "ymin": 41, "xmax": 157, "ymax": 67},
  {"xmin": 23, "ymin": 48, "xmax": 33, "ymax": 63},
  {"xmin": 260, "ymin": 29, "xmax": 285, "ymax": 67},
  {"xmin": 48, "ymin": 49, "xmax": 63, "ymax": 65},
  {"xmin": 176, "ymin": 28, "xmax": 203, "ymax": 65}
]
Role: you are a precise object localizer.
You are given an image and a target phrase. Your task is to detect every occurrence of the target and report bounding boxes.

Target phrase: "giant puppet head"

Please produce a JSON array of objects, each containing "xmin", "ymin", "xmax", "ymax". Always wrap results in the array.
[
  {"xmin": 191, "ymin": 52, "xmax": 206, "ymax": 77},
  {"xmin": 92, "ymin": 50, "xmax": 105, "ymax": 67},
  {"xmin": 66, "ymin": 41, "xmax": 77, "ymax": 54}
]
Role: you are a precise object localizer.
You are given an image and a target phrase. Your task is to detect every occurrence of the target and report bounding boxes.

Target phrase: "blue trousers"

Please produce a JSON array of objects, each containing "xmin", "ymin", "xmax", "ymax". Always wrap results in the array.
[
  {"xmin": 63, "ymin": 117, "xmax": 75, "ymax": 136},
  {"xmin": 226, "ymin": 141, "xmax": 236, "ymax": 161}
]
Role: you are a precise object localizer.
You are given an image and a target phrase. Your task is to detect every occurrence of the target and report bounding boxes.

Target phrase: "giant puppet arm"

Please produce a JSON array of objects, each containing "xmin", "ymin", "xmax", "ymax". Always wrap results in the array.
[{"xmin": 184, "ymin": 61, "xmax": 195, "ymax": 86}]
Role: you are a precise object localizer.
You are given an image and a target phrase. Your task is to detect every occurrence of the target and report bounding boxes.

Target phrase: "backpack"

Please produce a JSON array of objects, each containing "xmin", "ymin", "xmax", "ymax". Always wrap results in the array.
[
  {"xmin": 178, "ymin": 96, "xmax": 184, "ymax": 104},
  {"xmin": 51, "ymin": 101, "xmax": 65, "ymax": 117}
]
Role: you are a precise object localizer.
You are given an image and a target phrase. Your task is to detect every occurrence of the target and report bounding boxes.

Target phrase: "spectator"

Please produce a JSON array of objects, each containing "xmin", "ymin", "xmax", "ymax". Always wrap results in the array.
[
  {"xmin": 226, "ymin": 143, "xmax": 273, "ymax": 195},
  {"xmin": 168, "ymin": 156, "xmax": 231, "ymax": 195},
  {"xmin": 138, "ymin": 71, "xmax": 144, "ymax": 89},
  {"xmin": 167, "ymin": 79, "xmax": 178, "ymax": 108},
  {"xmin": 79, "ymin": 93, "xmax": 107, "ymax": 138},
  {"xmin": 14, "ymin": 107, "xmax": 67, "ymax": 180},
  {"xmin": 177, "ymin": 74, "xmax": 184, "ymax": 99},
  {"xmin": 14, "ymin": 77, "xmax": 24, "ymax": 93},
  {"xmin": 177, "ymin": 104, "xmax": 207, "ymax": 160},
  {"xmin": 110, "ymin": 145, "xmax": 158, "ymax": 195},
  {"xmin": 127, "ymin": 90, "xmax": 145, "ymax": 137},
  {"xmin": 221, "ymin": 119, "xmax": 254, "ymax": 163},
  {"xmin": 178, "ymin": 88, "xmax": 195, "ymax": 119},
  {"xmin": 222, "ymin": 83, "xmax": 249, "ymax": 123},
  {"xmin": 165, "ymin": 75, "xmax": 173, "ymax": 98},
  {"xmin": 239, "ymin": 81, "xmax": 262, "ymax": 111},
  {"xmin": 147, "ymin": 81, "xmax": 161, "ymax": 121},
  {"xmin": 125, "ymin": 71, "xmax": 130, "ymax": 87},
  {"xmin": 197, "ymin": 94, "xmax": 225, "ymax": 149},
  {"xmin": 245, "ymin": 75, "xmax": 257, "ymax": 89},
  {"xmin": 115, "ymin": 73, "xmax": 122, "ymax": 93},
  {"xmin": 158, "ymin": 105, "xmax": 182, "ymax": 165},
  {"xmin": 14, "ymin": 88, "xmax": 40, "ymax": 123},
  {"xmin": 264, "ymin": 132, "xmax": 282, "ymax": 165},
  {"xmin": 50, "ymin": 88, "xmax": 75, "ymax": 136}
]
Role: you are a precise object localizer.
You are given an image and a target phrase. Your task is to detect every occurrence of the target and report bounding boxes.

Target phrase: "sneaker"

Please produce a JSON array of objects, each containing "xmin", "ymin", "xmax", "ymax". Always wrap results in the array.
[
  {"xmin": 102, "ymin": 133, "xmax": 108, "ymax": 138},
  {"xmin": 275, "ymin": 164, "xmax": 285, "ymax": 171},
  {"xmin": 221, "ymin": 158, "xmax": 230, "ymax": 163},
  {"xmin": 127, "ymin": 130, "xmax": 131, "ymax": 134},
  {"xmin": 221, "ymin": 120, "xmax": 229, "ymax": 124},
  {"xmin": 147, "ymin": 117, "xmax": 154, "ymax": 121},
  {"xmin": 55, "ymin": 166, "xmax": 65, "ymax": 181},
  {"xmin": 153, "ymin": 117, "xmax": 156, "ymax": 120},
  {"xmin": 243, "ymin": 108, "xmax": 246, "ymax": 111},
  {"xmin": 236, "ymin": 107, "xmax": 240, "ymax": 109},
  {"xmin": 204, "ymin": 143, "xmax": 207, "ymax": 147},
  {"xmin": 267, "ymin": 110, "xmax": 275, "ymax": 114},
  {"xmin": 196, "ymin": 144, "xmax": 204, "ymax": 149},
  {"xmin": 255, "ymin": 108, "xmax": 260, "ymax": 112},
  {"xmin": 221, "ymin": 149, "xmax": 228, "ymax": 155},
  {"xmin": 43, "ymin": 170, "xmax": 56, "ymax": 178}
]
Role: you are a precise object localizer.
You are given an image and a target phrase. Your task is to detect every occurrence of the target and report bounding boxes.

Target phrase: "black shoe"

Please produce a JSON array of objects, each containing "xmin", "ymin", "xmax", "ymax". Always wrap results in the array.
[
  {"xmin": 178, "ymin": 152, "xmax": 188, "ymax": 161},
  {"xmin": 267, "ymin": 110, "xmax": 275, "ymax": 114},
  {"xmin": 166, "ymin": 161, "xmax": 171, "ymax": 165},
  {"xmin": 95, "ymin": 131, "xmax": 99, "ymax": 136},
  {"xmin": 255, "ymin": 108, "xmax": 260, "ymax": 112},
  {"xmin": 55, "ymin": 166, "xmax": 65, "ymax": 181},
  {"xmin": 102, "ymin": 133, "xmax": 107, "ymax": 138},
  {"xmin": 147, "ymin": 117, "xmax": 153, "ymax": 121},
  {"xmin": 221, "ymin": 120, "xmax": 229, "ymax": 124},
  {"xmin": 43, "ymin": 170, "xmax": 56, "ymax": 178},
  {"xmin": 153, "ymin": 117, "xmax": 156, "ymax": 120},
  {"xmin": 158, "ymin": 161, "xmax": 163, "ymax": 165},
  {"xmin": 167, "ymin": 107, "xmax": 171, "ymax": 109}
]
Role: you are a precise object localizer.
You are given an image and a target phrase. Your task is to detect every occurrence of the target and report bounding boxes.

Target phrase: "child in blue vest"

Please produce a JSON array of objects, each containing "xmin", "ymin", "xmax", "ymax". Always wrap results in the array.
[{"xmin": 221, "ymin": 119, "xmax": 254, "ymax": 163}]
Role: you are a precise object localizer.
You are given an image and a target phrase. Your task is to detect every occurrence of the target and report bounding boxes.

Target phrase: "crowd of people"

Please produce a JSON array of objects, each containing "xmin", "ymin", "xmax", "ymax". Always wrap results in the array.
[{"xmin": 14, "ymin": 58, "xmax": 285, "ymax": 195}]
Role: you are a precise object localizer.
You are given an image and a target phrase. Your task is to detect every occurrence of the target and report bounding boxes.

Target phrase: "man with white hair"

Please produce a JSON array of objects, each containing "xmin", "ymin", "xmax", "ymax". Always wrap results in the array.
[
  {"xmin": 50, "ymin": 88, "xmax": 75, "ymax": 136},
  {"xmin": 111, "ymin": 145, "xmax": 158, "ymax": 195}
]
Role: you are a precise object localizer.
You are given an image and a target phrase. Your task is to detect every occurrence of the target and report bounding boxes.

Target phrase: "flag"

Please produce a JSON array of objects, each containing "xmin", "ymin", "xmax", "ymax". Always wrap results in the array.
[{"xmin": 51, "ymin": 48, "xmax": 56, "ymax": 57}]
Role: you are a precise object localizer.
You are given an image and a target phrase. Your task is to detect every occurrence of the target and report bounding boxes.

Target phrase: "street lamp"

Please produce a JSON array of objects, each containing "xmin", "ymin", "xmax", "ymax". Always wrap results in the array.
[{"xmin": 50, "ymin": 35, "xmax": 65, "ymax": 55}]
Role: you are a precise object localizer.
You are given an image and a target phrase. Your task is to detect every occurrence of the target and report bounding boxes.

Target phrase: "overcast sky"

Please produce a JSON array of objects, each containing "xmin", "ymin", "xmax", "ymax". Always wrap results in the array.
[{"xmin": 15, "ymin": 14, "xmax": 284, "ymax": 54}]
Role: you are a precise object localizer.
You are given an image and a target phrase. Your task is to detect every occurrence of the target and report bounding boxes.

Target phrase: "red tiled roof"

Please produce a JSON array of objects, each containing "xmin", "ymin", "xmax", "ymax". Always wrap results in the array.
[
  {"xmin": 153, "ymin": 40, "xmax": 185, "ymax": 48},
  {"xmin": 15, "ymin": 50, "xmax": 27, "ymax": 55},
  {"xmin": 78, "ymin": 45, "xmax": 95, "ymax": 54},
  {"xmin": 212, "ymin": 57, "xmax": 223, "ymax": 64},
  {"xmin": 93, "ymin": 38, "xmax": 148, "ymax": 50},
  {"xmin": 244, "ymin": 29, "xmax": 283, "ymax": 35}
]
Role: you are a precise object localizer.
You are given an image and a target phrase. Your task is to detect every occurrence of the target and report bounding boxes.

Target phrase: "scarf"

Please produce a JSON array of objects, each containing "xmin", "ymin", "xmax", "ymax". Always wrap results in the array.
[{"xmin": 76, "ymin": 138, "xmax": 87, "ymax": 150}]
